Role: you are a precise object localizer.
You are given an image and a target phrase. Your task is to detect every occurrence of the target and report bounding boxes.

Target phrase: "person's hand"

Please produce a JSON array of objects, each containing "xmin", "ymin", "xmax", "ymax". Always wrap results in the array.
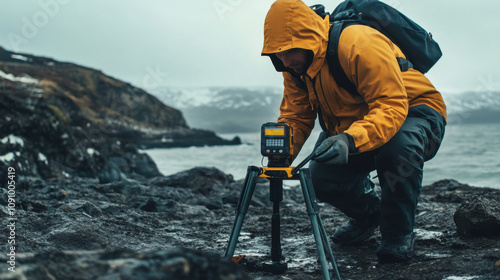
[{"xmin": 312, "ymin": 133, "xmax": 352, "ymax": 165}]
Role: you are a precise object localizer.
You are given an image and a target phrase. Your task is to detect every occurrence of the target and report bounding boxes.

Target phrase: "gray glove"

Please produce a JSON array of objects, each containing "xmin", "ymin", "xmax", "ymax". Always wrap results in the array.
[{"xmin": 312, "ymin": 133, "xmax": 354, "ymax": 165}]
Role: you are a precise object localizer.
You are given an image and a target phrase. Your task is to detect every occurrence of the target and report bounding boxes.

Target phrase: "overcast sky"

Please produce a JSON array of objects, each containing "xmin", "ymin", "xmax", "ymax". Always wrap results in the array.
[{"xmin": 1, "ymin": 0, "xmax": 499, "ymax": 95}]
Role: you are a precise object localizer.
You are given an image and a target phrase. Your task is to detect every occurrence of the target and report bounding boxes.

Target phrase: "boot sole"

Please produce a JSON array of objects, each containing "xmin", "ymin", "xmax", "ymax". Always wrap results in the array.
[{"xmin": 376, "ymin": 250, "xmax": 414, "ymax": 263}]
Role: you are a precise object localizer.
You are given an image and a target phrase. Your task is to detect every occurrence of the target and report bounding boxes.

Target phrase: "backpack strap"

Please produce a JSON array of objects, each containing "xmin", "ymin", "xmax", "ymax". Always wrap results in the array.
[
  {"xmin": 396, "ymin": 57, "xmax": 413, "ymax": 71},
  {"xmin": 326, "ymin": 21, "xmax": 359, "ymax": 95},
  {"xmin": 325, "ymin": 10, "xmax": 364, "ymax": 96}
]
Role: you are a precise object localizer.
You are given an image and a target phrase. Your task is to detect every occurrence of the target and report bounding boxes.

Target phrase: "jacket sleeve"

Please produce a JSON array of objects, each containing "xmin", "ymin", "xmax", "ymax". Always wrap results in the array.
[
  {"xmin": 277, "ymin": 72, "xmax": 317, "ymax": 161},
  {"xmin": 339, "ymin": 25, "xmax": 409, "ymax": 152}
]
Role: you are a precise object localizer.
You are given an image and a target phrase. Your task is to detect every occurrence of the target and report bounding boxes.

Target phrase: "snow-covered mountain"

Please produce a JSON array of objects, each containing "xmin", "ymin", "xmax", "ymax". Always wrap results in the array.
[
  {"xmin": 442, "ymin": 91, "xmax": 500, "ymax": 125},
  {"xmin": 150, "ymin": 87, "xmax": 283, "ymax": 133},
  {"xmin": 150, "ymin": 87, "xmax": 500, "ymax": 133}
]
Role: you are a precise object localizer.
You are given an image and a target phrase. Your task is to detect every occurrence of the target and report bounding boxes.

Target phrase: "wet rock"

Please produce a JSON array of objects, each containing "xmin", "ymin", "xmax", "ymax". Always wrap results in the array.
[
  {"xmin": 4, "ymin": 170, "xmax": 500, "ymax": 279},
  {"xmin": 148, "ymin": 167, "xmax": 234, "ymax": 192},
  {"xmin": 221, "ymin": 177, "xmax": 275, "ymax": 208},
  {"xmin": 94, "ymin": 179, "xmax": 148, "ymax": 195},
  {"xmin": 62, "ymin": 200, "xmax": 103, "ymax": 217},
  {"xmin": 20, "ymin": 200, "xmax": 48, "ymax": 213},
  {"xmin": 0, "ymin": 247, "xmax": 251, "ymax": 280},
  {"xmin": 454, "ymin": 196, "xmax": 500, "ymax": 237},
  {"xmin": 193, "ymin": 197, "xmax": 223, "ymax": 210},
  {"xmin": 422, "ymin": 179, "xmax": 500, "ymax": 204},
  {"xmin": 96, "ymin": 165, "xmax": 124, "ymax": 184},
  {"xmin": 140, "ymin": 197, "xmax": 158, "ymax": 212}
]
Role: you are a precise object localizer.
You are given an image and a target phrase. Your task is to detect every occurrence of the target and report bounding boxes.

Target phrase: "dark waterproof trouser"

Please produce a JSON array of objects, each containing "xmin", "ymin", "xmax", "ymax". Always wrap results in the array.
[{"xmin": 310, "ymin": 105, "xmax": 446, "ymax": 238}]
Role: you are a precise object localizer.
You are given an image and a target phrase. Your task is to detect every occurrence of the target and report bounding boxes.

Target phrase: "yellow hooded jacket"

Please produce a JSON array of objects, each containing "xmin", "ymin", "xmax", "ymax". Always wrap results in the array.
[{"xmin": 262, "ymin": 0, "xmax": 447, "ymax": 159}]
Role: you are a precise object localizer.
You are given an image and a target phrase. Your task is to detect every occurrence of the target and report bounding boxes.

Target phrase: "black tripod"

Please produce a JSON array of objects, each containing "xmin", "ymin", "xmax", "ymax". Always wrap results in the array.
[{"xmin": 224, "ymin": 154, "xmax": 341, "ymax": 280}]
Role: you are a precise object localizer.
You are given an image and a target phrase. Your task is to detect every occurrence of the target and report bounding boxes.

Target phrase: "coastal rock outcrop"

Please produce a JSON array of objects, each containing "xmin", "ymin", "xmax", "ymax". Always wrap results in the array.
[
  {"xmin": 454, "ymin": 196, "xmax": 500, "ymax": 237},
  {"xmin": 0, "ymin": 47, "xmax": 240, "ymax": 183}
]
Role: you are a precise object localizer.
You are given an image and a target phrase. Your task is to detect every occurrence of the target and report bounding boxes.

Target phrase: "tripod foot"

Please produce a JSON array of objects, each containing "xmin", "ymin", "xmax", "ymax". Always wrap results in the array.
[{"xmin": 262, "ymin": 261, "xmax": 288, "ymax": 274}]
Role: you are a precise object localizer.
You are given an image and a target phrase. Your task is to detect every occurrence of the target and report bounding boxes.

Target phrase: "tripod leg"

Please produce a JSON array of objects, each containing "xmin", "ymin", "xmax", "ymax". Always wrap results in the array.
[
  {"xmin": 224, "ymin": 166, "xmax": 260, "ymax": 259},
  {"xmin": 304, "ymin": 173, "xmax": 338, "ymax": 277},
  {"xmin": 299, "ymin": 169, "xmax": 341, "ymax": 280}
]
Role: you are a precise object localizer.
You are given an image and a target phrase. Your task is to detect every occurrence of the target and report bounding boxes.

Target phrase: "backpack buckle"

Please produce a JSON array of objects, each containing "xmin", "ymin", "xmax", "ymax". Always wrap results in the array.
[
  {"xmin": 310, "ymin": 4, "xmax": 330, "ymax": 19},
  {"xmin": 333, "ymin": 9, "xmax": 358, "ymax": 21},
  {"xmin": 396, "ymin": 57, "xmax": 414, "ymax": 72}
]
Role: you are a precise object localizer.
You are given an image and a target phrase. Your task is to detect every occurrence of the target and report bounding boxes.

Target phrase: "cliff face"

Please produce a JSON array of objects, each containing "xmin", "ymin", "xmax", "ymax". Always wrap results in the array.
[
  {"xmin": 0, "ymin": 46, "xmax": 187, "ymax": 131},
  {"xmin": 0, "ymin": 47, "xmax": 239, "ymax": 183}
]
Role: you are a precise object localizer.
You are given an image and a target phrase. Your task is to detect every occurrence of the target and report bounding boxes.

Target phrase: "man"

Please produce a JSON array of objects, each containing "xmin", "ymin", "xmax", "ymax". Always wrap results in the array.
[{"xmin": 261, "ymin": 0, "xmax": 446, "ymax": 262}]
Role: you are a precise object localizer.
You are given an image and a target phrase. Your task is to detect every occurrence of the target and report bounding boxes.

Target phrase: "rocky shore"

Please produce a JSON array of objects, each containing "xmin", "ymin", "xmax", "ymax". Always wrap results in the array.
[
  {"xmin": 0, "ymin": 47, "xmax": 240, "ymax": 184},
  {"xmin": 1, "ymin": 169, "xmax": 499, "ymax": 280}
]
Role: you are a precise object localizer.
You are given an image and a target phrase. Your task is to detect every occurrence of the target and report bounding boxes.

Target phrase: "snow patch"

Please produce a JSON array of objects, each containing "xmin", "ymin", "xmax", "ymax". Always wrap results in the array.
[
  {"xmin": 0, "ymin": 70, "xmax": 38, "ymax": 84},
  {"xmin": 0, "ymin": 152, "xmax": 20, "ymax": 162},
  {"xmin": 38, "ymin": 153, "xmax": 48, "ymax": 165},
  {"xmin": 11, "ymin": 54, "xmax": 31, "ymax": 62},
  {"xmin": 0, "ymin": 152, "xmax": 16, "ymax": 162},
  {"xmin": 1, "ymin": 134, "xmax": 24, "ymax": 146},
  {"xmin": 161, "ymin": 137, "xmax": 173, "ymax": 143},
  {"xmin": 414, "ymin": 228, "xmax": 443, "ymax": 240}
]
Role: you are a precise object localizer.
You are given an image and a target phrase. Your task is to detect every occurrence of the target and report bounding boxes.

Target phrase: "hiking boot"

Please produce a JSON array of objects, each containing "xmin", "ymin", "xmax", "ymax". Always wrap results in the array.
[
  {"xmin": 331, "ymin": 213, "xmax": 379, "ymax": 245},
  {"xmin": 376, "ymin": 232, "xmax": 415, "ymax": 263}
]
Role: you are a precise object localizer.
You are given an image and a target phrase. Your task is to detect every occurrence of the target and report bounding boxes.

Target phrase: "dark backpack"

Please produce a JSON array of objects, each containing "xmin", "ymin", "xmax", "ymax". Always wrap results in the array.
[{"xmin": 307, "ymin": 0, "xmax": 442, "ymax": 95}]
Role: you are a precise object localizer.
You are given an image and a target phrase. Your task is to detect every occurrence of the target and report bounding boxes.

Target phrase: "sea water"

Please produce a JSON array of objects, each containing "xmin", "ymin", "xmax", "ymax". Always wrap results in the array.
[{"xmin": 145, "ymin": 123, "xmax": 500, "ymax": 189}]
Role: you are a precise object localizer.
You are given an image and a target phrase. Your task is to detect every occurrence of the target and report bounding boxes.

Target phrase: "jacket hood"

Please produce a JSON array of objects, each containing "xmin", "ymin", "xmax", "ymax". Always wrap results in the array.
[{"xmin": 261, "ymin": 0, "xmax": 330, "ymax": 78}]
